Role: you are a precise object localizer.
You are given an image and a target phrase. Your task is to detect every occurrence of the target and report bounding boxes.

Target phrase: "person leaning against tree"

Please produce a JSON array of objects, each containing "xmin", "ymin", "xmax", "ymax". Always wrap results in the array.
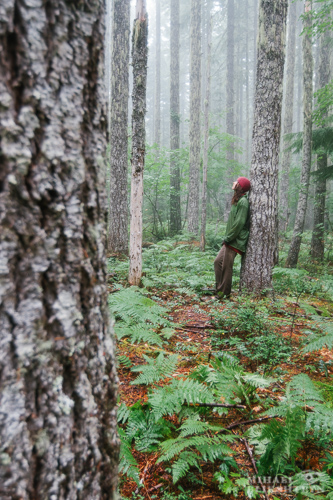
[{"xmin": 214, "ymin": 177, "xmax": 251, "ymax": 298}]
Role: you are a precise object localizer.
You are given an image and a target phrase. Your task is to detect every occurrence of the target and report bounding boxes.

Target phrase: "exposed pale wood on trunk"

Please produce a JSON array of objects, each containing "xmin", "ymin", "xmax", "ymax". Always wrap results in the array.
[{"xmin": 129, "ymin": 1, "xmax": 148, "ymax": 286}]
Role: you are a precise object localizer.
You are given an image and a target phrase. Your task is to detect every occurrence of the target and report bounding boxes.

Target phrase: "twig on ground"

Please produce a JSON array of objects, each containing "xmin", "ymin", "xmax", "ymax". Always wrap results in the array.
[
  {"xmin": 241, "ymin": 437, "xmax": 269, "ymax": 500},
  {"xmin": 193, "ymin": 402, "xmax": 246, "ymax": 409},
  {"xmin": 226, "ymin": 415, "xmax": 276, "ymax": 430}
]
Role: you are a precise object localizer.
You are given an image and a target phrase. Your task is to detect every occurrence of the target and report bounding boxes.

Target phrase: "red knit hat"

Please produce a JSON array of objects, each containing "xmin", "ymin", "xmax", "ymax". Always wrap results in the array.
[{"xmin": 237, "ymin": 177, "xmax": 251, "ymax": 193}]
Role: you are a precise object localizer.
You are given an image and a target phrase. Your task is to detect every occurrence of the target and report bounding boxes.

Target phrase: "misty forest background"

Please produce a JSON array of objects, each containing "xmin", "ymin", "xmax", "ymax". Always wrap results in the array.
[{"xmin": 105, "ymin": 0, "xmax": 332, "ymax": 252}]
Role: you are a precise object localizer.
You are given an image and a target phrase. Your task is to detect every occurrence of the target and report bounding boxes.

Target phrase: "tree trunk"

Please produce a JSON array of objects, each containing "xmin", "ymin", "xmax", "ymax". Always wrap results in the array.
[
  {"xmin": 224, "ymin": 0, "xmax": 235, "ymax": 221},
  {"xmin": 311, "ymin": 28, "xmax": 330, "ymax": 261},
  {"xmin": 240, "ymin": 0, "xmax": 288, "ymax": 293},
  {"xmin": 188, "ymin": 0, "xmax": 201, "ymax": 235},
  {"xmin": 170, "ymin": 0, "xmax": 182, "ymax": 235},
  {"xmin": 154, "ymin": 0, "xmax": 161, "ymax": 146},
  {"xmin": 129, "ymin": 1, "xmax": 148, "ymax": 286},
  {"xmin": 200, "ymin": 7, "xmax": 212, "ymax": 252},
  {"xmin": 0, "ymin": 1, "xmax": 119, "ymax": 498},
  {"xmin": 108, "ymin": 0, "xmax": 131, "ymax": 255},
  {"xmin": 279, "ymin": 0, "xmax": 297, "ymax": 231},
  {"xmin": 286, "ymin": 1, "xmax": 313, "ymax": 268}
]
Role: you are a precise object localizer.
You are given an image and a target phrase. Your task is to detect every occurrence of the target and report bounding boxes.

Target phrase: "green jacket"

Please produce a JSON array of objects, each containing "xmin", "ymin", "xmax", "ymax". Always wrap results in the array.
[{"xmin": 224, "ymin": 196, "xmax": 250, "ymax": 253}]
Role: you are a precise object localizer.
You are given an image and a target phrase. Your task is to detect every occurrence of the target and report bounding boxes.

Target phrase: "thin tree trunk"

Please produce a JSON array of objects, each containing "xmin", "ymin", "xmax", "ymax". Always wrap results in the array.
[
  {"xmin": 0, "ymin": 0, "xmax": 119, "ymax": 497},
  {"xmin": 240, "ymin": 0, "xmax": 288, "ymax": 292},
  {"xmin": 200, "ymin": 8, "xmax": 212, "ymax": 251},
  {"xmin": 286, "ymin": 1, "xmax": 313, "ymax": 268},
  {"xmin": 224, "ymin": 0, "xmax": 235, "ymax": 221},
  {"xmin": 170, "ymin": 0, "xmax": 182, "ymax": 234},
  {"xmin": 129, "ymin": 1, "xmax": 148, "ymax": 286},
  {"xmin": 188, "ymin": 0, "xmax": 201, "ymax": 234},
  {"xmin": 154, "ymin": 0, "xmax": 161, "ymax": 146},
  {"xmin": 108, "ymin": 0, "xmax": 131, "ymax": 255},
  {"xmin": 279, "ymin": 0, "xmax": 297, "ymax": 231},
  {"xmin": 311, "ymin": 28, "xmax": 330, "ymax": 261}
]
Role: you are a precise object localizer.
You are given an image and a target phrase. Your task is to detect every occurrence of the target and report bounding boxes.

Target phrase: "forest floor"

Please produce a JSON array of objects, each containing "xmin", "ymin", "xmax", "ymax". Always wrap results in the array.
[{"xmin": 108, "ymin": 234, "xmax": 333, "ymax": 500}]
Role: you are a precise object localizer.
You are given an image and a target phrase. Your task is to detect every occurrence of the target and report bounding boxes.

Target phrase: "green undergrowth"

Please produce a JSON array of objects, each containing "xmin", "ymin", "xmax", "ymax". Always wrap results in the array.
[{"xmin": 110, "ymin": 234, "xmax": 333, "ymax": 499}]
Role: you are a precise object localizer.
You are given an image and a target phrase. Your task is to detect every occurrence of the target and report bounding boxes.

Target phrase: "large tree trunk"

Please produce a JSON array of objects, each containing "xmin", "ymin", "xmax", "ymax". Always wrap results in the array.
[
  {"xmin": 108, "ymin": 0, "xmax": 131, "ymax": 255},
  {"xmin": 129, "ymin": 1, "xmax": 148, "ymax": 286},
  {"xmin": 240, "ymin": 0, "xmax": 288, "ymax": 292},
  {"xmin": 188, "ymin": 0, "xmax": 201, "ymax": 235},
  {"xmin": 286, "ymin": 1, "xmax": 313, "ymax": 268},
  {"xmin": 170, "ymin": 0, "xmax": 182, "ymax": 235},
  {"xmin": 200, "ymin": 4, "xmax": 212, "ymax": 252},
  {"xmin": 154, "ymin": 0, "xmax": 161, "ymax": 146},
  {"xmin": 311, "ymin": 28, "xmax": 330, "ymax": 261},
  {"xmin": 279, "ymin": 0, "xmax": 297, "ymax": 231},
  {"xmin": 0, "ymin": 0, "xmax": 119, "ymax": 498}
]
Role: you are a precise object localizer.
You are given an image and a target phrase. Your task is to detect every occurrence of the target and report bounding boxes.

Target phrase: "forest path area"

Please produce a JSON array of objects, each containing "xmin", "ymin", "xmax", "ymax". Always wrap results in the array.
[{"xmin": 109, "ymin": 239, "xmax": 333, "ymax": 500}]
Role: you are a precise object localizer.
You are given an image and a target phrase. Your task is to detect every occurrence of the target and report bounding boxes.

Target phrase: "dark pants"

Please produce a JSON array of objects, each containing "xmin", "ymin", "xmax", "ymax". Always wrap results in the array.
[{"xmin": 214, "ymin": 245, "xmax": 237, "ymax": 297}]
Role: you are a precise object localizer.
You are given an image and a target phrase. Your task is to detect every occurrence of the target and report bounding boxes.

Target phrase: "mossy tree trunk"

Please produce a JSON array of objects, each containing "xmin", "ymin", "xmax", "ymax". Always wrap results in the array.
[
  {"xmin": 286, "ymin": 0, "xmax": 313, "ymax": 268},
  {"xmin": 129, "ymin": 0, "xmax": 148, "ymax": 286},
  {"xmin": 108, "ymin": 0, "xmax": 131, "ymax": 256},
  {"xmin": 240, "ymin": 0, "xmax": 288, "ymax": 292},
  {"xmin": 0, "ymin": 0, "xmax": 119, "ymax": 497}
]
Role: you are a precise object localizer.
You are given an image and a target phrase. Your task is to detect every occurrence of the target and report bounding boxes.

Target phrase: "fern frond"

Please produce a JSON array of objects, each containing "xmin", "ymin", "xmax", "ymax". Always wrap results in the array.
[
  {"xmin": 171, "ymin": 451, "xmax": 201, "ymax": 483},
  {"xmin": 116, "ymin": 326, "xmax": 164, "ymax": 347},
  {"xmin": 118, "ymin": 429, "xmax": 141, "ymax": 486},
  {"xmin": 130, "ymin": 353, "xmax": 179, "ymax": 385},
  {"xmin": 117, "ymin": 402, "xmax": 131, "ymax": 424},
  {"xmin": 302, "ymin": 321, "xmax": 333, "ymax": 352},
  {"xmin": 288, "ymin": 374, "xmax": 323, "ymax": 406},
  {"xmin": 306, "ymin": 405, "xmax": 333, "ymax": 435},
  {"xmin": 118, "ymin": 355, "xmax": 133, "ymax": 368},
  {"xmin": 149, "ymin": 378, "xmax": 215, "ymax": 420}
]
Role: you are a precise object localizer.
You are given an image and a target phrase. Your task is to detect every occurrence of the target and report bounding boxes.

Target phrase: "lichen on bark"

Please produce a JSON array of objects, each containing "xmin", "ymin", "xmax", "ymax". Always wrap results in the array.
[{"xmin": 0, "ymin": 0, "xmax": 119, "ymax": 498}]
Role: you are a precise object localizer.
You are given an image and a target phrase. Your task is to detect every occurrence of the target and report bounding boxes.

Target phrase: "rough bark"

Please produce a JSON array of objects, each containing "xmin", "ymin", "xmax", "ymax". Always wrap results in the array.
[
  {"xmin": 279, "ymin": 0, "xmax": 297, "ymax": 231},
  {"xmin": 286, "ymin": 1, "xmax": 313, "ymax": 268},
  {"xmin": 154, "ymin": 0, "xmax": 161, "ymax": 146},
  {"xmin": 108, "ymin": 0, "xmax": 131, "ymax": 255},
  {"xmin": 128, "ymin": 1, "xmax": 148, "ymax": 286},
  {"xmin": 188, "ymin": 0, "xmax": 201, "ymax": 235},
  {"xmin": 240, "ymin": 0, "xmax": 288, "ymax": 292},
  {"xmin": 0, "ymin": 0, "xmax": 119, "ymax": 498},
  {"xmin": 200, "ymin": 8, "xmax": 212, "ymax": 252},
  {"xmin": 170, "ymin": 0, "xmax": 181, "ymax": 234},
  {"xmin": 224, "ymin": 0, "xmax": 235, "ymax": 221},
  {"xmin": 311, "ymin": 29, "xmax": 330, "ymax": 261}
]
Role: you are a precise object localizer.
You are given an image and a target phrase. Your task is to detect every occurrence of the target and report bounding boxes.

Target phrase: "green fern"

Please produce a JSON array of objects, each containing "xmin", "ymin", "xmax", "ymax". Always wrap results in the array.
[
  {"xmin": 118, "ymin": 355, "xmax": 133, "ymax": 368},
  {"xmin": 118, "ymin": 428, "xmax": 141, "ymax": 486},
  {"xmin": 109, "ymin": 287, "xmax": 173, "ymax": 347},
  {"xmin": 130, "ymin": 353, "xmax": 179, "ymax": 385},
  {"xmin": 191, "ymin": 354, "xmax": 273, "ymax": 407},
  {"xmin": 149, "ymin": 378, "xmax": 215, "ymax": 420},
  {"xmin": 157, "ymin": 417, "xmax": 235, "ymax": 483},
  {"xmin": 291, "ymin": 470, "xmax": 333, "ymax": 499},
  {"xmin": 303, "ymin": 321, "xmax": 333, "ymax": 353},
  {"xmin": 117, "ymin": 326, "xmax": 165, "ymax": 347}
]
